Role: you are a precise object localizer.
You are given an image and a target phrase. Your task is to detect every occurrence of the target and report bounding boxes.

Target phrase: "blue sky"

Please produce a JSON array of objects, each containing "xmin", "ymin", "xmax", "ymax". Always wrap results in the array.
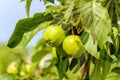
[{"xmin": 0, "ymin": 0, "xmax": 45, "ymax": 46}]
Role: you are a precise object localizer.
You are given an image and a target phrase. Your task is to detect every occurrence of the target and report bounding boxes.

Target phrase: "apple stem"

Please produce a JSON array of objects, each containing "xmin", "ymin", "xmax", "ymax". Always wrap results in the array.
[{"xmin": 72, "ymin": 27, "xmax": 75, "ymax": 35}]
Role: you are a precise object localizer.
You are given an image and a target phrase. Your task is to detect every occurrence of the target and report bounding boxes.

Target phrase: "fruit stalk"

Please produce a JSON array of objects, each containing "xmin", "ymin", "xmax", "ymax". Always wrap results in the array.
[{"xmin": 72, "ymin": 27, "xmax": 75, "ymax": 35}]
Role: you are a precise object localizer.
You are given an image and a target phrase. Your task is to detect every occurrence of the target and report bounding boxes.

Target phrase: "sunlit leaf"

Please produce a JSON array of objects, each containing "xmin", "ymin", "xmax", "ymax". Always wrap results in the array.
[
  {"xmin": 106, "ymin": 72, "xmax": 120, "ymax": 80},
  {"xmin": 46, "ymin": 5, "xmax": 60, "ymax": 13},
  {"xmin": 80, "ymin": 1, "xmax": 111, "ymax": 48},
  {"xmin": 64, "ymin": 0, "xmax": 74, "ymax": 22},
  {"xmin": 84, "ymin": 34, "xmax": 99, "ymax": 59}
]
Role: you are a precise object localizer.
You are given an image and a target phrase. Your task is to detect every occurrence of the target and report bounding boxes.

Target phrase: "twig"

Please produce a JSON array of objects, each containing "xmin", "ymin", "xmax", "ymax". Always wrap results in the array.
[{"xmin": 79, "ymin": 54, "xmax": 91, "ymax": 80}]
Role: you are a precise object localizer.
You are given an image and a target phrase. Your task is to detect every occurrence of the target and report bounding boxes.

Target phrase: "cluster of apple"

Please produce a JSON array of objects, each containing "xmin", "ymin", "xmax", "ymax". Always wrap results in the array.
[
  {"xmin": 7, "ymin": 61, "xmax": 31, "ymax": 77},
  {"xmin": 43, "ymin": 25, "xmax": 85, "ymax": 58}
]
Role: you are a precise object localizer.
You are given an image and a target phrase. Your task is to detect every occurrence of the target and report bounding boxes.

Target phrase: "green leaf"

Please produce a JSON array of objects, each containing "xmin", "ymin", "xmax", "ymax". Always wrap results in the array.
[
  {"xmin": 81, "ymin": 31, "xmax": 89, "ymax": 44},
  {"xmin": 58, "ymin": 0, "xmax": 67, "ymax": 5},
  {"xmin": 17, "ymin": 21, "xmax": 51, "ymax": 48},
  {"xmin": 31, "ymin": 47, "xmax": 51, "ymax": 63},
  {"xmin": 35, "ymin": 38, "xmax": 47, "ymax": 50},
  {"xmin": 64, "ymin": 0, "xmax": 74, "ymax": 22},
  {"xmin": 90, "ymin": 60, "xmax": 101, "ymax": 80},
  {"xmin": 104, "ymin": 0, "xmax": 120, "ymax": 28},
  {"xmin": 101, "ymin": 61, "xmax": 111, "ymax": 80},
  {"xmin": 119, "ymin": 0, "xmax": 120, "ymax": 3},
  {"xmin": 72, "ymin": 58, "xmax": 81, "ymax": 73},
  {"xmin": 43, "ymin": 0, "xmax": 54, "ymax": 4},
  {"xmin": 46, "ymin": 5, "xmax": 60, "ymax": 13},
  {"xmin": 26, "ymin": 0, "xmax": 32, "ymax": 17},
  {"xmin": 99, "ymin": 47, "xmax": 113, "ymax": 62},
  {"xmin": 111, "ymin": 67, "xmax": 120, "ymax": 74},
  {"xmin": 80, "ymin": 1, "xmax": 111, "ymax": 48},
  {"xmin": 106, "ymin": 42, "xmax": 116, "ymax": 55},
  {"xmin": 20, "ymin": 0, "xmax": 26, "ymax": 2},
  {"xmin": 7, "ymin": 13, "xmax": 53, "ymax": 48},
  {"xmin": 109, "ymin": 27, "xmax": 119, "ymax": 48},
  {"xmin": 116, "ymin": 35, "xmax": 120, "ymax": 58},
  {"xmin": 84, "ymin": 34, "xmax": 99, "ymax": 59},
  {"xmin": 69, "ymin": 58, "xmax": 78, "ymax": 70},
  {"xmin": 0, "ymin": 73, "xmax": 17, "ymax": 80},
  {"xmin": 56, "ymin": 57, "xmax": 69, "ymax": 80},
  {"xmin": 106, "ymin": 73, "xmax": 120, "ymax": 80}
]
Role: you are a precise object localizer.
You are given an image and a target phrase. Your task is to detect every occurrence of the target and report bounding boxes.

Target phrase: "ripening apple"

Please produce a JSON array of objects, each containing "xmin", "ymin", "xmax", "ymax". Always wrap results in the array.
[
  {"xmin": 25, "ymin": 64, "xmax": 31, "ymax": 73},
  {"xmin": 7, "ymin": 62, "xmax": 18, "ymax": 75},
  {"xmin": 43, "ymin": 25, "xmax": 65, "ymax": 47},
  {"xmin": 20, "ymin": 71, "xmax": 26, "ymax": 77},
  {"xmin": 62, "ymin": 35, "xmax": 85, "ymax": 58}
]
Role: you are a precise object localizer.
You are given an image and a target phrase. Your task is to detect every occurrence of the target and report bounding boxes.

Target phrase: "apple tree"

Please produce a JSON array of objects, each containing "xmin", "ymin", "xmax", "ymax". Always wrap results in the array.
[{"xmin": 6, "ymin": 0, "xmax": 120, "ymax": 80}]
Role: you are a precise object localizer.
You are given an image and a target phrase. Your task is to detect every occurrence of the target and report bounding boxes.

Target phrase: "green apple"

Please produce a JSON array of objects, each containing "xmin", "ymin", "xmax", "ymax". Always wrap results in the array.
[
  {"xmin": 7, "ymin": 62, "xmax": 18, "ymax": 75},
  {"xmin": 25, "ymin": 64, "xmax": 31, "ymax": 73},
  {"xmin": 43, "ymin": 25, "xmax": 65, "ymax": 47},
  {"xmin": 62, "ymin": 35, "xmax": 85, "ymax": 58},
  {"xmin": 20, "ymin": 71, "xmax": 26, "ymax": 77}
]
